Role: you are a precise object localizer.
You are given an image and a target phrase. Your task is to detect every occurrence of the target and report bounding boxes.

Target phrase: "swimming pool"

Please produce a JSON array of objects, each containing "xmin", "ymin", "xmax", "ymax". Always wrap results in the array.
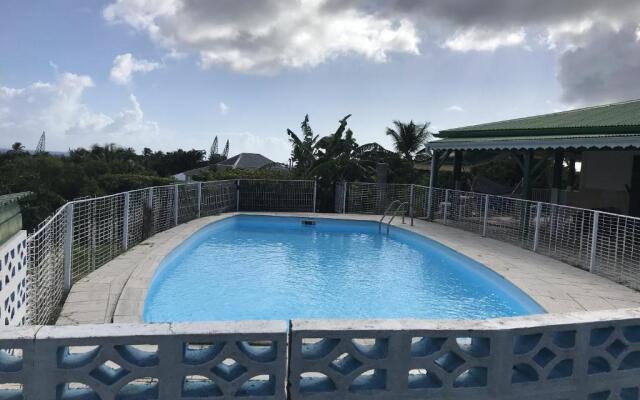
[{"xmin": 144, "ymin": 215, "xmax": 543, "ymax": 322}]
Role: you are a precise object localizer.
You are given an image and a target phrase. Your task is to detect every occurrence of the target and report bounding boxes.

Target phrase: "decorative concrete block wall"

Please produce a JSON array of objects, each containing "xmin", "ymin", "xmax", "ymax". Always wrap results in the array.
[
  {"xmin": 288, "ymin": 310, "xmax": 640, "ymax": 400},
  {"xmin": 0, "ymin": 320, "xmax": 287, "ymax": 399},
  {"xmin": 0, "ymin": 312, "xmax": 639, "ymax": 399},
  {"xmin": 0, "ymin": 231, "xmax": 27, "ymax": 326}
]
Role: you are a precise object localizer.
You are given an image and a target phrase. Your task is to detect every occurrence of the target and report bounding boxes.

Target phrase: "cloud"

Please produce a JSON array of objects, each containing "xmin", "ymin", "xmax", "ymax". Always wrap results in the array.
[
  {"xmin": 558, "ymin": 24, "xmax": 640, "ymax": 106},
  {"xmin": 446, "ymin": 105, "xmax": 464, "ymax": 112},
  {"xmin": 218, "ymin": 101, "xmax": 229, "ymax": 115},
  {"xmin": 0, "ymin": 70, "xmax": 159, "ymax": 149},
  {"xmin": 110, "ymin": 53, "xmax": 162, "ymax": 84},
  {"xmin": 101, "ymin": 0, "xmax": 640, "ymax": 105},
  {"xmin": 443, "ymin": 27, "xmax": 525, "ymax": 52},
  {"xmin": 103, "ymin": 0, "xmax": 420, "ymax": 74}
]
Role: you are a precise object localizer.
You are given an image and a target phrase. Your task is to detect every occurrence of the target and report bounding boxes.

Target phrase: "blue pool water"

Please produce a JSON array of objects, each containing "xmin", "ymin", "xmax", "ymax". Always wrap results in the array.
[{"xmin": 144, "ymin": 216, "xmax": 543, "ymax": 322}]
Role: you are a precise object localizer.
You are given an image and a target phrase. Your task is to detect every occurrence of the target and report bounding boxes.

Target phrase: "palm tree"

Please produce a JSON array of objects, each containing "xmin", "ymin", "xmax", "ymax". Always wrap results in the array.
[
  {"xmin": 385, "ymin": 120, "xmax": 432, "ymax": 162},
  {"xmin": 10, "ymin": 142, "xmax": 25, "ymax": 153}
]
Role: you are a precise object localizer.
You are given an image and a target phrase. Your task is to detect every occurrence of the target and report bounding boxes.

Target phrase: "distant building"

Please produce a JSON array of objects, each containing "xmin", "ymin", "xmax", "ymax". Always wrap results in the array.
[{"xmin": 174, "ymin": 152, "xmax": 285, "ymax": 181}]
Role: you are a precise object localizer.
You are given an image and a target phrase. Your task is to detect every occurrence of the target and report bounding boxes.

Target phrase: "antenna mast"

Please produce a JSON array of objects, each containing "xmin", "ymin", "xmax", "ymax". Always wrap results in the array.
[{"xmin": 35, "ymin": 131, "xmax": 46, "ymax": 153}]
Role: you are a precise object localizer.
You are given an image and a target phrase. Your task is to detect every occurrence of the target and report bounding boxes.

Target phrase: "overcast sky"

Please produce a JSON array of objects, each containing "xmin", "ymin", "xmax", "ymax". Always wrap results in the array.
[{"xmin": 1, "ymin": 0, "xmax": 640, "ymax": 162}]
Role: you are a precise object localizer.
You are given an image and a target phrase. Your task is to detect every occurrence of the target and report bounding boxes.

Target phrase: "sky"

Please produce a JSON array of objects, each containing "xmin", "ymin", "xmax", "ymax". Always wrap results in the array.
[{"xmin": 1, "ymin": 0, "xmax": 640, "ymax": 162}]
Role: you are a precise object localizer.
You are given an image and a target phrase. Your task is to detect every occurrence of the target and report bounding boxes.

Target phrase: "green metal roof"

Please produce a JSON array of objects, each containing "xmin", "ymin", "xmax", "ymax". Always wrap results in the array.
[{"xmin": 438, "ymin": 99, "xmax": 640, "ymax": 139}]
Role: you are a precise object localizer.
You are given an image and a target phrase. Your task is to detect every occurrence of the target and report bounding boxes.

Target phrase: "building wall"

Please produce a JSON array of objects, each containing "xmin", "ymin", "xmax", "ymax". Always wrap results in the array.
[
  {"xmin": 572, "ymin": 150, "xmax": 640, "ymax": 213},
  {"xmin": 0, "ymin": 202, "xmax": 22, "ymax": 245},
  {"xmin": 0, "ymin": 230, "xmax": 27, "ymax": 326}
]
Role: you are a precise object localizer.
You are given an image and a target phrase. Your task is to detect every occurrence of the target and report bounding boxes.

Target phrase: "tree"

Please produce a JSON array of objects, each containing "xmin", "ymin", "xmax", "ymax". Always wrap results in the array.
[
  {"xmin": 287, "ymin": 115, "xmax": 319, "ymax": 177},
  {"xmin": 10, "ymin": 142, "xmax": 25, "ymax": 153},
  {"xmin": 287, "ymin": 114, "xmax": 390, "ymax": 210},
  {"xmin": 385, "ymin": 120, "xmax": 432, "ymax": 162}
]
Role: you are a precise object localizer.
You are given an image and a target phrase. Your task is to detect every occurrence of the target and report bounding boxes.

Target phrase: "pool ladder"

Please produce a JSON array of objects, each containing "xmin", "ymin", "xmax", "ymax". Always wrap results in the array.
[{"xmin": 379, "ymin": 201, "xmax": 409, "ymax": 235}]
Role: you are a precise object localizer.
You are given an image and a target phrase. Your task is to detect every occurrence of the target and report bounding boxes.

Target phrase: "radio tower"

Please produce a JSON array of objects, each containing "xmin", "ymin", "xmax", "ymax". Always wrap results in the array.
[
  {"xmin": 35, "ymin": 131, "xmax": 46, "ymax": 153},
  {"xmin": 222, "ymin": 139, "xmax": 229, "ymax": 159}
]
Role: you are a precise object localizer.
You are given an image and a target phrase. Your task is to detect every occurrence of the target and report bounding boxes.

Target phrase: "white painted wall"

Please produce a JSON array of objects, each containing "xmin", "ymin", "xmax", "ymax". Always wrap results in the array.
[
  {"xmin": 0, "ymin": 230, "xmax": 27, "ymax": 326},
  {"xmin": 571, "ymin": 150, "xmax": 640, "ymax": 213}
]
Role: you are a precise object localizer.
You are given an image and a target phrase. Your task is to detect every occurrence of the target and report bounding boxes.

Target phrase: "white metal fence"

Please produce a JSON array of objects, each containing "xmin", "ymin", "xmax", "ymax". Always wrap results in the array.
[
  {"xmin": 25, "ymin": 179, "xmax": 316, "ymax": 325},
  {"xmin": 339, "ymin": 182, "xmax": 640, "ymax": 292}
]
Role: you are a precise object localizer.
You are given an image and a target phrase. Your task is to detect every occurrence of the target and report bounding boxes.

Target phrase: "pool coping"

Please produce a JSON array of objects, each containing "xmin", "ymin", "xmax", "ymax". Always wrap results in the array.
[{"xmin": 57, "ymin": 212, "xmax": 640, "ymax": 325}]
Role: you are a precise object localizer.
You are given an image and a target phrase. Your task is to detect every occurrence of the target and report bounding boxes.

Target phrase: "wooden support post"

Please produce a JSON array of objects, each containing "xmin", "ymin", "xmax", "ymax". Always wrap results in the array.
[
  {"xmin": 453, "ymin": 150, "xmax": 463, "ymax": 190},
  {"xmin": 568, "ymin": 158, "xmax": 576, "ymax": 190},
  {"xmin": 552, "ymin": 149, "xmax": 564, "ymax": 204},
  {"xmin": 427, "ymin": 151, "xmax": 440, "ymax": 220},
  {"xmin": 522, "ymin": 150, "xmax": 534, "ymax": 201}
]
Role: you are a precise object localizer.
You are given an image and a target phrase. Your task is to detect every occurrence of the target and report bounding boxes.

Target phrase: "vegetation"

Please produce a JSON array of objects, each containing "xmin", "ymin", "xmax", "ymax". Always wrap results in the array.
[
  {"xmin": 0, "ymin": 143, "xmax": 209, "ymax": 231},
  {"xmin": 1, "ymin": 115, "xmax": 437, "ymax": 225},
  {"xmin": 286, "ymin": 115, "xmax": 432, "ymax": 210}
]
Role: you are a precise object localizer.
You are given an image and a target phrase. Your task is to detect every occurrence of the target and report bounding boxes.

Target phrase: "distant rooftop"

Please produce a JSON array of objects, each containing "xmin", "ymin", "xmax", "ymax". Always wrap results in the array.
[
  {"xmin": 216, "ymin": 153, "xmax": 275, "ymax": 170},
  {"xmin": 175, "ymin": 153, "xmax": 281, "ymax": 181}
]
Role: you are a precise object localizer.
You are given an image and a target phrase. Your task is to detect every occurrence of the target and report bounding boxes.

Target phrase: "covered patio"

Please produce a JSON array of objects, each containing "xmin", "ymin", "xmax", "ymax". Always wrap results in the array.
[{"xmin": 429, "ymin": 100, "xmax": 640, "ymax": 216}]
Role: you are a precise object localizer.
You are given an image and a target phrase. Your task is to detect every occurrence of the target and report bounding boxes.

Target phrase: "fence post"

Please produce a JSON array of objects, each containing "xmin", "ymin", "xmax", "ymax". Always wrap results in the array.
[
  {"xmin": 443, "ymin": 189, "xmax": 450, "ymax": 225},
  {"xmin": 533, "ymin": 202, "xmax": 542, "ymax": 252},
  {"xmin": 482, "ymin": 194, "xmax": 489, "ymax": 237},
  {"xmin": 409, "ymin": 184, "xmax": 415, "ymax": 226},
  {"xmin": 589, "ymin": 211, "xmax": 600, "ymax": 273},
  {"xmin": 173, "ymin": 185, "xmax": 180, "ymax": 226},
  {"xmin": 196, "ymin": 182, "xmax": 202, "ymax": 218},
  {"xmin": 342, "ymin": 182, "xmax": 347, "ymax": 214},
  {"xmin": 312, "ymin": 179, "xmax": 317, "ymax": 213},
  {"xmin": 236, "ymin": 180, "xmax": 240, "ymax": 211},
  {"xmin": 427, "ymin": 186, "xmax": 434, "ymax": 221},
  {"xmin": 122, "ymin": 192, "xmax": 130, "ymax": 251},
  {"xmin": 63, "ymin": 203, "xmax": 74, "ymax": 291}
]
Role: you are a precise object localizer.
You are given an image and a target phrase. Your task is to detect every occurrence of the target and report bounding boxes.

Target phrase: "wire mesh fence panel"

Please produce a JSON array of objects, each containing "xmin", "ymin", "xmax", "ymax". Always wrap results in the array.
[
  {"xmin": 151, "ymin": 186, "xmax": 176, "ymax": 234},
  {"xmin": 92, "ymin": 194, "xmax": 125, "ymax": 271},
  {"xmin": 536, "ymin": 204, "xmax": 594, "ymax": 271},
  {"xmin": 126, "ymin": 189, "xmax": 147, "ymax": 248},
  {"xmin": 238, "ymin": 180, "xmax": 314, "ymax": 212},
  {"xmin": 610, "ymin": 215, "xmax": 640, "ymax": 290},
  {"xmin": 485, "ymin": 196, "xmax": 536, "ymax": 248},
  {"xmin": 412, "ymin": 185, "xmax": 430, "ymax": 219},
  {"xmin": 345, "ymin": 183, "xmax": 380, "ymax": 214},
  {"xmin": 439, "ymin": 189, "xmax": 485, "ymax": 235},
  {"xmin": 346, "ymin": 183, "xmax": 411, "ymax": 214},
  {"xmin": 26, "ymin": 205, "xmax": 68, "ymax": 325},
  {"xmin": 71, "ymin": 199, "xmax": 94, "ymax": 283},
  {"xmin": 201, "ymin": 180, "xmax": 236, "ymax": 216},
  {"xmin": 593, "ymin": 212, "xmax": 640, "ymax": 289},
  {"xmin": 177, "ymin": 183, "xmax": 199, "ymax": 224}
]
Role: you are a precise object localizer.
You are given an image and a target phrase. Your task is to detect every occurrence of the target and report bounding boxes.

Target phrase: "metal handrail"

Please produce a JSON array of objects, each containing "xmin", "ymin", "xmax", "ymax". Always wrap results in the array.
[
  {"xmin": 379, "ymin": 200, "xmax": 401, "ymax": 232},
  {"xmin": 386, "ymin": 202, "xmax": 409, "ymax": 235}
]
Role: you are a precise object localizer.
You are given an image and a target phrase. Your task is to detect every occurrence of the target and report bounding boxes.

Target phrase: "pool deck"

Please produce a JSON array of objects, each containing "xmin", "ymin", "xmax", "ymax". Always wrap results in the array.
[{"xmin": 56, "ymin": 212, "xmax": 640, "ymax": 325}]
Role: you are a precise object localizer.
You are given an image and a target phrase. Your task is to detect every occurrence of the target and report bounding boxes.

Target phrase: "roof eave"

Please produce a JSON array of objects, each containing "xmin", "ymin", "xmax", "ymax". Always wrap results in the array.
[{"xmin": 427, "ymin": 135, "xmax": 640, "ymax": 151}]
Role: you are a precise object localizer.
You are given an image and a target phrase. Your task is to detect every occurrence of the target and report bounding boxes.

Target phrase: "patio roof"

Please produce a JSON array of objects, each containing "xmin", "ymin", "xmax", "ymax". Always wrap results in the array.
[{"xmin": 430, "ymin": 99, "xmax": 640, "ymax": 151}]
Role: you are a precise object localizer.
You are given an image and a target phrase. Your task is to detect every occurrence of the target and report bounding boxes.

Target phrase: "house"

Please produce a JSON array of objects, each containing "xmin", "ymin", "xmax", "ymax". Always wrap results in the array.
[
  {"xmin": 428, "ymin": 99, "xmax": 640, "ymax": 216},
  {"xmin": 174, "ymin": 152, "xmax": 284, "ymax": 182},
  {"xmin": 215, "ymin": 152, "xmax": 279, "ymax": 171}
]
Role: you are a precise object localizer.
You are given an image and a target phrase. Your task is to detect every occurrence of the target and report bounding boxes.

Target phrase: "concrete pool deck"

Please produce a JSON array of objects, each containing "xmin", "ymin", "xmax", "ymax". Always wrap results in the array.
[{"xmin": 56, "ymin": 212, "xmax": 640, "ymax": 325}]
